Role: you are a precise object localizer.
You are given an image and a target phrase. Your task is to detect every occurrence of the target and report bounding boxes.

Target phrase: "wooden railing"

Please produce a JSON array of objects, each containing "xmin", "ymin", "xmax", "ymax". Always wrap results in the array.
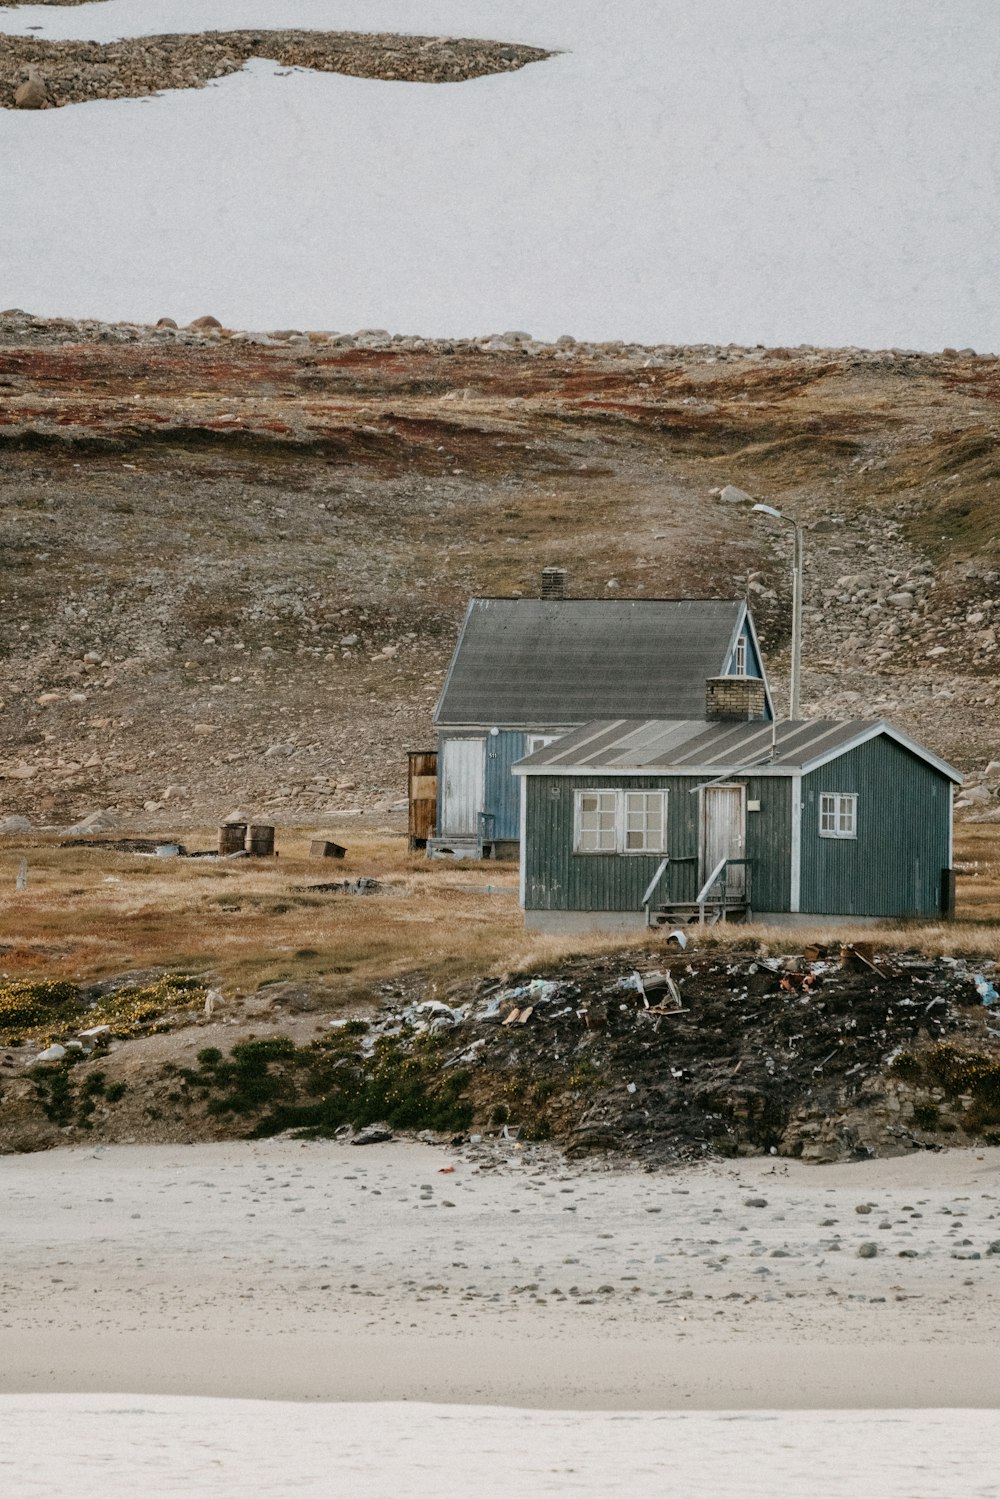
[{"xmin": 695, "ymin": 857, "xmax": 752, "ymax": 924}]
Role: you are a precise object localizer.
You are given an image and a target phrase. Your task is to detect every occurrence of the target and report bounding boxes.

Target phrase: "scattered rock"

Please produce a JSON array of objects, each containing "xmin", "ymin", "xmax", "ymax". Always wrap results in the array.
[
  {"xmin": 35, "ymin": 1044, "xmax": 66, "ymax": 1063},
  {"xmin": 719, "ymin": 485, "xmax": 754, "ymax": 505},
  {"xmin": 857, "ymin": 1242, "xmax": 879, "ymax": 1258},
  {"xmin": 744, "ymin": 1197, "xmax": 768, "ymax": 1208},
  {"xmin": 0, "ymin": 32, "xmax": 552, "ymax": 111}
]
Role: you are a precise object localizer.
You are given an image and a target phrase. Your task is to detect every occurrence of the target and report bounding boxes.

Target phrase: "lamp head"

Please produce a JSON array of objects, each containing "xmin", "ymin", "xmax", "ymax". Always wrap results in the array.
[{"xmin": 752, "ymin": 502, "xmax": 782, "ymax": 520}]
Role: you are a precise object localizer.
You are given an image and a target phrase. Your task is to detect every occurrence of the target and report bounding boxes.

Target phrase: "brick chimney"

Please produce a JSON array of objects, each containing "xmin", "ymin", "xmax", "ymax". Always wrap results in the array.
[
  {"xmin": 705, "ymin": 676, "xmax": 766, "ymax": 722},
  {"xmin": 541, "ymin": 566, "xmax": 568, "ymax": 599}
]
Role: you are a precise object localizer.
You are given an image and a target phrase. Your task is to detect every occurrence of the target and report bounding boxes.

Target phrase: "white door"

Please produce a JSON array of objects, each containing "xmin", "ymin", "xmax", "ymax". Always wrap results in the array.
[
  {"xmin": 441, "ymin": 739, "xmax": 485, "ymax": 837},
  {"xmin": 701, "ymin": 784, "xmax": 747, "ymax": 896}
]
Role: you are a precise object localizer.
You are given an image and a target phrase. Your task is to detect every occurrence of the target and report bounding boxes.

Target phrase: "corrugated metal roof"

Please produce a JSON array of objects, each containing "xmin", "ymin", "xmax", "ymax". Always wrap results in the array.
[
  {"xmin": 513, "ymin": 717, "xmax": 963, "ymax": 781},
  {"xmin": 434, "ymin": 598, "xmax": 753, "ymax": 726}
]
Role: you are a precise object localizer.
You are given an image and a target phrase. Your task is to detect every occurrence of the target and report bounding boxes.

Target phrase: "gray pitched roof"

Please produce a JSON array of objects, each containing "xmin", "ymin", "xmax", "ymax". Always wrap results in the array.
[
  {"xmin": 513, "ymin": 717, "xmax": 963, "ymax": 782},
  {"xmin": 434, "ymin": 598, "xmax": 762, "ymax": 727}
]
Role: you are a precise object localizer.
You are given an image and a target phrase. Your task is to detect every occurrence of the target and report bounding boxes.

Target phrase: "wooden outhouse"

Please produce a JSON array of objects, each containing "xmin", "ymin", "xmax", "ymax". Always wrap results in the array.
[
  {"xmin": 513, "ymin": 701, "xmax": 961, "ymax": 932},
  {"xmin": 430, "ymin": 589, "xmax": 771, "ymax": 859}
]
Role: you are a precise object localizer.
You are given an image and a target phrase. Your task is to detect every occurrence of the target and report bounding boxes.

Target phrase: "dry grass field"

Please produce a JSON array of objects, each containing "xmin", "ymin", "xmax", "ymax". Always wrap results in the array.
[{"xmin": 1, "ymin": 824, "xmax": 998, "ymax": 1005}]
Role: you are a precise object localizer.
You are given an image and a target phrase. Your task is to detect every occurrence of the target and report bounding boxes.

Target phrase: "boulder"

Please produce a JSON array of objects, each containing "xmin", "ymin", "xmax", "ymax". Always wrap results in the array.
[
  {"xmin": 188, "ymin": 315, "xmax": 222, "ymax": 330},
  {"xmin": 719, "ymin": 484, "xmax": 754, "ymax": 505},
  {"xmin": 352, "ymin": 1122, "xmax": 394, "ymax": 1146},
  {"xmin": 15, "ymin": 74, "xmax": 47, "ymax": 110},
  {"xmin": 35, "ymin": 1044, "xmax": 66, "ymax": 1064},
  {"xmin": 63, "ymin": 808, "xmax": 116, "ymax": 835},
  {"xmin": 156, "ymin": 318, "xmax": 178, "ymax": 329},
  {"xmin": 0, "ymin": 815, "xmax": 32, "ymax": 834}
]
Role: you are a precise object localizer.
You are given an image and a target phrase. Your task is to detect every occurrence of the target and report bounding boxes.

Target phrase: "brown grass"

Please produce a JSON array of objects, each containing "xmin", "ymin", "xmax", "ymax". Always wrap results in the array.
[{"xmin": 0, "ymin": 825, "xmax": 997, "ymax": 1001}]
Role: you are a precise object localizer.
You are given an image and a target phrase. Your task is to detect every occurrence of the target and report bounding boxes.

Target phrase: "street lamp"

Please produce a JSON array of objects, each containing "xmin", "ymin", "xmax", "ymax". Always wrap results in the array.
[{"xmin": 751, "ymin": 503, "xmax": 803, "ymax": 720}]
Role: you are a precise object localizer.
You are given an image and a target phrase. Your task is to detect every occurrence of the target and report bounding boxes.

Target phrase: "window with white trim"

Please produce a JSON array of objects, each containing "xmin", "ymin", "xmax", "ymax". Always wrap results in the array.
[
  {"xmin": 819, "ymin": 792, "xmax": 857, "ymax": 839},
  {"xmin": 734, "ymin": 635, "xmax": 747, "ymax": 676},
  {"xmin": 574, "ymin": 790, "xmax": 667, "ymax": 853},
  {"xmin": 625, "ymin": 791, "xmax": 666, "ymax": 851}
]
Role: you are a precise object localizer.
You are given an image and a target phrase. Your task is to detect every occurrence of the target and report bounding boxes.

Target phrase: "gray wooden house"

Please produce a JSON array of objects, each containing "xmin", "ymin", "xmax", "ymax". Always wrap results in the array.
[
  {"xmin": 430, "ymin": 588, "xmax": 771, "ymax": 858},
  {"xmin": 513, "ymin": 680, "xmax": 960, "ymax": 931}
]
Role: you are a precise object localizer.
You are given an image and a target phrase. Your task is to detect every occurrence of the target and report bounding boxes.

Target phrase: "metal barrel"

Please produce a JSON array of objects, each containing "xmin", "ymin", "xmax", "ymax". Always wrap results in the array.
[
  {"xmin": 248, "ymin": 823, "xmax": 275, "ymax": 858},
  {"xmin": 218, "ymin": 822, "xmax": 247, "ymax": 856}
]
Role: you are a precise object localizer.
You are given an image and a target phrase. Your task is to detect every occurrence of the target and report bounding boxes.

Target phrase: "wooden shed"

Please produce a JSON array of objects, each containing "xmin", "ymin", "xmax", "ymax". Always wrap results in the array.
[
  {"xmin": 407, "ymin": 749, "xmax": 438, "ymax": 850},
  {"xmin": 513, "ymin": 716, "xmax": 961, "ymax": 933}
]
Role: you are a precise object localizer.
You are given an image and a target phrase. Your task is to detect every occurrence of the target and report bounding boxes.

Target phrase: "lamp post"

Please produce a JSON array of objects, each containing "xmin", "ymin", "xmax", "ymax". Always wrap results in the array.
[{"xmin": 751, "ymin": 503, "xmax": 804, "ymax": 720}]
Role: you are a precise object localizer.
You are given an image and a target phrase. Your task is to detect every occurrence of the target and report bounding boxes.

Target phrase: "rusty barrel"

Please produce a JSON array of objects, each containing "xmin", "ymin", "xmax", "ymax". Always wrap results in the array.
[
  {"xmin": 218, "ymin": 822, "xmax": 247, "ymax": 856},
  {"xmin": 248, "ymin": 823, "xmax": 275, "ymax": 858}
]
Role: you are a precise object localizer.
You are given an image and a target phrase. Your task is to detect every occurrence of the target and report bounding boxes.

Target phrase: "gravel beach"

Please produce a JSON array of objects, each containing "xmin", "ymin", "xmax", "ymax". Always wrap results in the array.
[{"xmin": 3, "ymin": 1139, "xmax": 999, "ymax": 1408}]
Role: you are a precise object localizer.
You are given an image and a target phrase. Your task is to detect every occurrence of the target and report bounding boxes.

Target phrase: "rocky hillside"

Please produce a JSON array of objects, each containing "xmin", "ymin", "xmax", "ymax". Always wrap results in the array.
[
  {"xmin": 1, "ymin": 311, "xmax": 999, "ymax": 829},
  {"xmin": 2, "ymin": 944, "xmax": 998, "ymax": 1164}
]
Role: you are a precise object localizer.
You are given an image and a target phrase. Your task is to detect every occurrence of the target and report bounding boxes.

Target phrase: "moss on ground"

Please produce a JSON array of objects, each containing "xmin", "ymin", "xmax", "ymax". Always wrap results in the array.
[{"xmin": 0, "ymin": 975, "xmax": 206, "ymax": 1047}]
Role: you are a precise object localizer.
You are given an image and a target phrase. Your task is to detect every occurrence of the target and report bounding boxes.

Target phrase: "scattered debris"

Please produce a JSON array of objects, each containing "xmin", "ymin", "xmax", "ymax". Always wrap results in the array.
[
  {"xmin": 299, "ymin": 877, "xmax": 382, "ymax": 895},
  {"xmin": 60, "ymin": 836, "xmax": 190, "ymax": 855},
  {"xmin": 310, "ymin": 840, "xmax": 347, "ymax": 859}
]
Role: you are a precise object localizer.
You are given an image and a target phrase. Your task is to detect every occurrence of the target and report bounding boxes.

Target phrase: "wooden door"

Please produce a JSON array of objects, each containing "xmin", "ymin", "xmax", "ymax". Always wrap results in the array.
[
  {"xmin": 701, "ymin": 784, "xmax": 747, "ymax": 896},
  {"xmin": 441, "ymin": 738, "xmax": 485, "ymax": 838}
]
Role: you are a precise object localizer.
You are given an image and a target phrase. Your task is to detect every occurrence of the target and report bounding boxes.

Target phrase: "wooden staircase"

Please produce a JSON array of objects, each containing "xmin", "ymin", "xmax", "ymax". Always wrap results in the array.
[{"xmin": 643, "ymin": 856, "xmax": 752, "ymax": 927}]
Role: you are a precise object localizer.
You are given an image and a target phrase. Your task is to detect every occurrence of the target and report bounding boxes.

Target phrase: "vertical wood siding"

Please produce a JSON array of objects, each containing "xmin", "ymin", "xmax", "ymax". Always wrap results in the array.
[
  {"xmin": 525, "ymin": 774, "xmax": 792, "ymax": 913},
  {"xmin": 438, "ymin": 736, "xmax": 484, "ymax": 837},
  {"xmin": 799, "ymin": 738, "xmax": 950, "ymax": 917}
]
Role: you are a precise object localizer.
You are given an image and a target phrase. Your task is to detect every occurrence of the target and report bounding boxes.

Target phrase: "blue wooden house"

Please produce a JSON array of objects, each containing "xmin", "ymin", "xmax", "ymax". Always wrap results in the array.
[
  {"xmin": 512, "ymin": 687, "xmax": 960, "ymax": 931},
  {"xmin": 429, "ymin": 588, "xmax": 772, "ymax": 858}
]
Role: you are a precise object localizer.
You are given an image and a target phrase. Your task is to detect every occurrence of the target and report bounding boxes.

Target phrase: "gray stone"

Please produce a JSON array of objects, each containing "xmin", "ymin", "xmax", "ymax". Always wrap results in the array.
[
  {"xmin": 35, "ymin": 1044, "xmax": 66, "ymax": 1063},
  {"xmin": 352, "ymin": 1122, "xmax": 394, "ymax": 1146},
  {"xmin": 719, "ymin": 485, "xmax": 754, "ymax": 505},
  {"xmin": 0, "ymin": 815, "xmax": 33, "ymax": 834},
  {"xmin": 857, "ymin": 1242, "xmax": 879, "ymax": 1258},
  {"xmin": 964, "ymin": 785, "xmax": 991, "ymax": 804},
  {"xmin": 63, "ymin": 808, "xmax": 115, "ymax": 835},
  {"xmin": 886, "ymin": 592, "xmax": 915, "ymax": 608},
  {"xmin": 15, "ymin": 73, "xmax": 47, "ymax": 110},
  {"xmin": 744, "ymin": 1196, "xmax": 768, "ymax": 1208}
]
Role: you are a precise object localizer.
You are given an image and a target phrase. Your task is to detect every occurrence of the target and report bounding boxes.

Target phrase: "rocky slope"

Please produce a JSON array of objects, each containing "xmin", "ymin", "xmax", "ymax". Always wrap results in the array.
[
  {"xmin": 2, "ymin": 30, "xmax": 551, "ymax": 108},
  {"xmin": 2, "ymin": 945, "xmax": 998, "ymax": 1163},
  {"xmin": 0, "ymin": 312, "xmax": 999, "ymax": 829}
]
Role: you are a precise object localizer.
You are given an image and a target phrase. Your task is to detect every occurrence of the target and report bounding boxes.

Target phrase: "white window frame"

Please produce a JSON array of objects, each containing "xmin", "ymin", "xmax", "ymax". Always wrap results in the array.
[
  {"xmin": 819, "ymin": 792, "xmax": 857, "ymax": 839},
  {"xmin": 574, "ymin": 789, "xmax": 620, "ymax": 853},
  {"xmin": 526, "ymin": 734, "xmax": 559, "ymax": 755},
  {"xmin": 573, "ymin": 789, "xmax": 668, "ymax": 855},
  {"xmin": 734, "ymin": 635, "xmax": 748, "ymax": 677}
]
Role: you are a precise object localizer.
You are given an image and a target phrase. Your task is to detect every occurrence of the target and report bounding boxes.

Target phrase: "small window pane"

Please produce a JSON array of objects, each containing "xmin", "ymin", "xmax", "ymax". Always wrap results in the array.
[
  {"xmin": 623, "ymin": 791, "xmax": 666, "ymax": 852},
  {"xmin": 820, "ymin": 792, "xmax": 857, "ymax": 839},
  {"xmin": 577, "ymin": 791, "xmax": 618, "ymax": 851}
]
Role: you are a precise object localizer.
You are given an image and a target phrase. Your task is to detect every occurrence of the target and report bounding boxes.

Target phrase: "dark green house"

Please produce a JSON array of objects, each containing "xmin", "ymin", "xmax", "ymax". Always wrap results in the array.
[{"xmin": 513, "ymin": 685, "xmax": 961, "ymax": 932}]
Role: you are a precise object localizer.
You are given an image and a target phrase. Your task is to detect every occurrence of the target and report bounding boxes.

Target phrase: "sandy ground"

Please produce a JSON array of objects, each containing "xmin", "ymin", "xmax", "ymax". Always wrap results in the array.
[{"xmin": 3, "ymin": 1139, "xmax": 1000, "ymax": 1409}]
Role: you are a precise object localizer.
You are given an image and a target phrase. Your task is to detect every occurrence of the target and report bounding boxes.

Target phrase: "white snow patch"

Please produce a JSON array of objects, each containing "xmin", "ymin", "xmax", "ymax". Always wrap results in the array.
[
  {"xmin": 1, "ymin": 1397, "xmax": 998, "ymax": 1498},
  {"xmin": 1, "ymin": 2, "xmax": 998, "ymax": 347}
]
